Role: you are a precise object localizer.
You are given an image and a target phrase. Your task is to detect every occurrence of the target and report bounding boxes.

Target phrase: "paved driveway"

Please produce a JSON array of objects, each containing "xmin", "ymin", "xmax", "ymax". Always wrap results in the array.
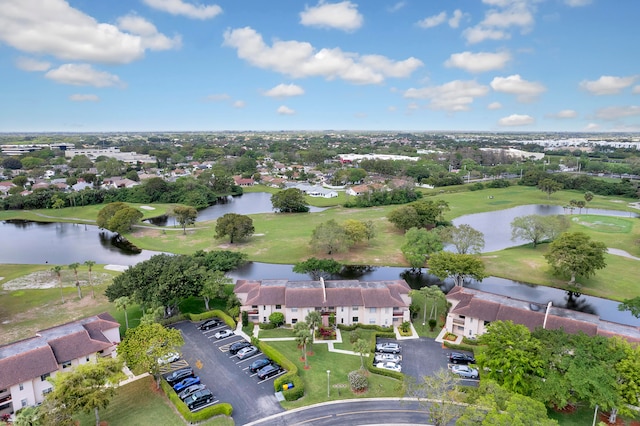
[{"xmin": 172, "ymin": 321, "xmax": 284, "ymax": 425}]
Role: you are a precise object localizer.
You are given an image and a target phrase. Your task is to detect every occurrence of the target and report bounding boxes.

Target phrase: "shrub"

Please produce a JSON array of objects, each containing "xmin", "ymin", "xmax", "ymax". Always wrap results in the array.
[
  {"xmin": 188, "ymin": 310, "xmax": 236, "ymax": 329},
  {"xmin": 428, "ymin": 319, "xmax": 437, "ymax": 331},
  {"xmin": 316, "ymin": 326, "xmax": 336, "ymax": 340},
  {"xmin": 348, "ymin": 370, "xmax": 368, "ymax": 392},
  {"xmin": 443, "ymin": 340, "xmax": 478, "ymax": 353},
  {"xmin": 269, "ymin": 312, "xmax": 285, "ymax": 327},
  {"xmin": 349, "ymin": 329, "xmax": 362, "ymax": 344},
  {"xmin": 469, "ymin": 182, "xmax": 484, "ymax": 191},
  {"xmin": 259, "ymin": 322, "xmax": 276, "ymax": 330},
  {"xmin": 400, "ymin": 321, "xmax": 411, "ymax": 333},
  {"xmin": 241, "ymin": 310, "xmax": 249, "ymax": 325}
]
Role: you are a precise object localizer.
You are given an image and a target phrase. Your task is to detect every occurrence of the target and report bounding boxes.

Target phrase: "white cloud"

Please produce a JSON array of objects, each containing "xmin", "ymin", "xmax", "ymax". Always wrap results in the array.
[
  {"xmin": 277, "ymin": 105, "xmax": 296, "ymax": 115},
  {"xmin": 264, "ymin": 83, "xmax": 305, "ymax": 98},
  {"xmin": 579, "ymin": 75, "xmax": 638, "ymax": 95},
  {"xmin": 404, "ymin": 80, "xmax": 490, "ymax": 111},
  {"xmin": 116, "ymin": 15, "xmax": 181, "ymax": 50},
  {"xmin": 300, "ymin": 1, "xmax": 363, "ymax": 32},
  {"xmin": 463, "ymin": 26, "xmax": 509, "ymax": 44},
  {"xmin": 417, "ymin": 12, "xmax": 447, "ymax": 29},
  {"xmin": 445, "ymin": 51, "xmax": 511, "ymax": 73},
  {"xmin": 490, "ymin": 74, "xmax": 546, "ymax": 102},
  {"xmin": 233, "ymin": 100, "xmax": 246, "ymax": 108},
  {"xmin": 565, "ymin": 0, "xmax": 592, "ymax": 6},
  {"xmin": 0, "ymin": 0, "xmax": 178, "ymax": 64},
  {"xmin": 482, "ymin": 4, "xmax": 534, "ymax": 29},
  {"xmin": 498, "ymin": 114, "xmax": 534, "ymax": 126},
  {"xmin": 69, "ymin": 94, "xmax": 99, "ymax": 102},
  {"xmin": 205, "ymin": 94, "xmax": 231, "ymax": 101},
  {"xmin": 142, "ymin": 0, "xmax": 222, "ymax": 20},
  {"xmin": 633, "ymin": 86, "xmax": 640, "ymax": 95},
  {"xmin": 223, "ymin": 27, "xmax": 422, "ymax": 85},
  {"xmin": 387, "ymin": 105, "xmax": 397, "ymax": 112},
  {"xmin": 595, "ymin": 105, "xmax": 640, "ymax": 120},
  {"xmin": 549, "ymin": 109, "xmax": 578, "ymax": 119},
  {"xmin": 585, "ymin": 122, "xmax": 599, "ymax": 130},
  {"xmin": 448, "ymin": 9, "xmax": 464, "ymax": 28},
  {"xmin": 487, "ymin": 101, "xmax": 502, "ymax": 110},
  {"xmin": 45, "ymin": 64, "xmax": 124, "ymax": 87},
  {"xmin": 15, "ymin": 57, "xmax": 51, "ymax": 72},
  {"xmin": 388, "ymin": 2, "xmax": 406, "ymax": 13}
]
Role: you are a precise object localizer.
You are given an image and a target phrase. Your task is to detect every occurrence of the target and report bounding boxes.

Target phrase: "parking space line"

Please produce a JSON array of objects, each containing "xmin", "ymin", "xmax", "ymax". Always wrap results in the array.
[
  {"xmin": 188, "ymin": 399, "xmax": 220, "ymax": 413},
  {"xmin": 202, "ymin": 325, "xmax": 226, "ymax": 334},
  {"xmin": 257, "ymin": 370, "xmax": 286, "ymax": 384},
  {"xmin": 235, "ymin": 354, "xmax": 260, "ymax": 364}
]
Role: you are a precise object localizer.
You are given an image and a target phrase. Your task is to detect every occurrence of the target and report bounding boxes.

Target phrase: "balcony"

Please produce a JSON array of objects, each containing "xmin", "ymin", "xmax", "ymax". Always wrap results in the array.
[{"xmin": 452, "ymin": 318, "xmax": 465, "ymax": 326}]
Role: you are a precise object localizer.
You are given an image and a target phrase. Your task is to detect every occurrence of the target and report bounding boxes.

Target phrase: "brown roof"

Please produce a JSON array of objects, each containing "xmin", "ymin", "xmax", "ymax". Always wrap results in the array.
[
  {"xmin": 246, "ymin": 286, "xmax": 286, "ymax": 306},
  {"xmin": 0, "ymin": 344, "xmax": 59, "ymax": 390},
  {"xmin": 47, "ymin": 330, "xmax": 113, "ymax": 363}
]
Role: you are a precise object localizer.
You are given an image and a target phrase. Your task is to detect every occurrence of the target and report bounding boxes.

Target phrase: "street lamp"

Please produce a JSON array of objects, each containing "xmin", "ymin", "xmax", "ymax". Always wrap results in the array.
[{"xmin": 326, "ymin": 370, "xmax": 331, "ymax": 397}]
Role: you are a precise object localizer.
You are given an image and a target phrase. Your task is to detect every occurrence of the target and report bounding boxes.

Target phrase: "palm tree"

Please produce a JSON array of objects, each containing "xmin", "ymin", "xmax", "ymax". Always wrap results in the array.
[
  {"xmin": 584, "ymin": 191, "xmax": 594, "ymax": 213},
  {"xmin": 115, "ymin": 296, "xmax": 131, "ymax": 329},
  {"xmin": 295, "ymin": 328, "xmax": 312, "ymax": 369},
  {"xmin": 51, "ymin": 265, "xmax": 64, "ymax": 303},
  {"xmin": 410, "ymin": 286, "xmax": 446, "ymax": 327},
  {"xmin": 68, "ymin": 262, "xmax": 81, "ymax": 298},
  {"xmin": 353, "ymin": 338, "xmax": 370, "ymax": 370},
  {"xmin": 305, "ymin": 310, "xmax": 322, "ymax": 336},
  {"xmin": 84, "ymin": 260, "xmax": 96, "ymax": 298}
]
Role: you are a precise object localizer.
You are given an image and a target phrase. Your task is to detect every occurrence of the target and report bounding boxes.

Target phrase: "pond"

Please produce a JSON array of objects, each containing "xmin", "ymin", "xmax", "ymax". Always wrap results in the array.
[
  {"xmin": 146, "ymin": 192, "xmax": 327, "ymax": 225},
  {"xmin": 452, "ymin": 204, "xmax": 639, "ymax": 252}
]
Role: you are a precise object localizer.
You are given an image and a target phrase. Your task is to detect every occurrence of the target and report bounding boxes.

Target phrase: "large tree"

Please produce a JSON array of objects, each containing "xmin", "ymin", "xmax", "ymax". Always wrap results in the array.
[
  {"xmin": 271, "ymin": 188, "xmax": 309, "ymax": 213},
  {"xmin": 510, "ymin": 214, "xmax": 570, "ymax": 248},
  {"xmin": 173, "ymin": 205, "xmax": 198, "ymax": 235},
  {"xmin": 68, "ymin": 262, "xmax": 81, "ymax": 299},
  {"xmin": 427, "ymin": 251, "xmax": 486, "ymax": 287},
  {"xmin": 41, "ymin": 358, "xmax": 124, "ymax": 426},
  {"xmin": 438, "ymin": 224, "xmax": 484, "ymax": 254},
  {"xmin": 310, "ymin": 219, "xmax": 350, "ymax": 255},
  {"xmin": 117, "ymin": 322, "xmax": 184, "ymax": 388},
  {"xmin": 96, "ymin": 202, "xmax": 142, "ymax": 234},
  {"xmin": 544, "ymin": 231, "xmax": 607, "ymax": 285},
  {"xmin": 401, "ymin": 227, "xmax": 443, "ymax": 271},
  {"xmin": 476, "ymin": 321, "xmax": 545, "ymax": 396},
  {"xmin": 293, "ymin": 257, "xmax": 343, "ymax": 280},
  {"xmin": 538, "ymin": 178, "xmax": 563, "ymax": 199},
  {"xmin": 215, "ymin": 213, "xmax": 254, "ymax": 243},
  {"xmin": 406, "ymin": 368, "xmax": 463, "ymax": 426},
  {"xmin": 200, "ymin": 270, "xmax": 232, "ymax": 311},
  {"xmin": 387, "ymin": 199, "xmax": 449, "ymax": 232}
]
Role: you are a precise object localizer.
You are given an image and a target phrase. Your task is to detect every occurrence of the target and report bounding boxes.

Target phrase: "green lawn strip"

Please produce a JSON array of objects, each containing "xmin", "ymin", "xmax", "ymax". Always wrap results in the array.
[
  {"xmin": 333, "ymin": 329, "xmax": 377, "ymax": 351},
  {"xmin": 268, "ymin": 340, "xmax": 404, "ymax": 409},
  {"xmin": 258, "ymin": 327, "xmax": 297, "ymax": 339},
  {"xmin": 0, "ymin": 203, "xmax": 176, "ymax": 223},
  {"xmin": 408, "ymin": 291, "xmax": 449, "ymax": 338},
  {"xmin": 73, "ymin": 375, "xmax": 233, "ymax": 426}
]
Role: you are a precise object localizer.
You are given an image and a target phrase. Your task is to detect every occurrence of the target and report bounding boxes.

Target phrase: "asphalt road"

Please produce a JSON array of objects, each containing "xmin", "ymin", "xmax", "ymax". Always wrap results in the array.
[{"xmin": 172, "ymin": 321, "xmax": 285, "ymax": 425}]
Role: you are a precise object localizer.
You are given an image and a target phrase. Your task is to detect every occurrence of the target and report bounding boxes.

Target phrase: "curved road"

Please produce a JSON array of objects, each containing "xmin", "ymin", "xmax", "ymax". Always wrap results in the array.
[{"xmin": 244, "ymin": 398, "xmax": 442, "ymax": 426}]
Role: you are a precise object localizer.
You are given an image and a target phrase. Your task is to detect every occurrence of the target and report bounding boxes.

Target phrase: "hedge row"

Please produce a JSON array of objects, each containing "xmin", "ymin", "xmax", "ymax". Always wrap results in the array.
[
  {"xmin": 443, "ymin": 340, "xmax": 479, "ymax": 353},
  {"xmin": 363, "ymin": 331, "xmax": 403, "ymax": 381},
  {"xmin": 338, "ymin": 323, "xmax": 394, "ymax": 333},
  {"xmin": 160, "ymin": 379, "xmax": 233, "ymax": 422},
  {"xmin": 256, "ymin": 341, "xmax": 305, "ymax": 401},
  {"xmin": 188, "ymin": 310, "xmax": 236, "ymax": 329}
]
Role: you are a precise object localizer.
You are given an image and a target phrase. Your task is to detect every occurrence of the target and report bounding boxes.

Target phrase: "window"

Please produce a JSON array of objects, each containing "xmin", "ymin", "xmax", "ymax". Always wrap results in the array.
[
  {"xmin": 291, "ymin": 308, "xmax": 297, "ymax": 312},
  {"xmin": 369, "ymin": 319, "xmax": 375, "ymax": 324},
  {"xmin": 369, "ymin": 307, "xmax": 376, "ymax": 313},
  {"xmin": 263, "ymin": 317, "xmax": 267, "ymax": 322},
  {"xmin": 352, "ymin": 317, "xmax": 359, "ymax": 323},
  {"xmin": 341, "ymin": 307, "xmax": 344, "ymax": 312},
  {"xmin": 341, "ymin": 318, "xmax": 344, "ymax": 324},
  {"xmin": 21, "ymin": 399, "xmax": 27, "ymax": 408},
  {"xmin": 459, "ymin": 315, "xmax": 466, "ymax": 319},
  {"xmin": 352, "ymin": 306, "xmax": 359, "ymax": 311},
  {"xmin": 275, "ymin": 304, "xmax": 282, "ymax": 309},
  {"xmin": 19, "ymin": 383, "xmax": 24, "ymax": 391},
  {"xmin": 483, "ymin": 321, "xmax": 491, "ymax": 327},
  {"xmin": 263, "ymin": 305, "xmax": 266, "ymax": 310},
  {"xmin": 292, "ymin": 319, "xmax": 297, "ymax": 324},
  {"xmin": 43, "ymin": 388, "xmax": 52, "ymax": 395},
  {"xmin": 62, "ymin": 361, "xmax": 72, "ymax": 369},
  {"xmin": 251, "ymin": 305, "xmax": 258, "ymax": 309},
  {"xmin": 328, "ymin": 306, "xmax": 334, "ymax": 310},
  {"xmin": 40, "ymin": 373, "xmax": 50, "ymax": 381},
  {"xmin": 86, "ymin": 356, "xmax": 90, "ymax": 362}
]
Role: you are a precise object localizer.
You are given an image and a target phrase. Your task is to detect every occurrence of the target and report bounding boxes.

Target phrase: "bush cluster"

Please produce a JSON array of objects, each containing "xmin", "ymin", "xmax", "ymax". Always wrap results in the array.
[
  {"xmin": 443, "ymin": 340, "xmax": 478, "ymax": 353},
  {"xmin": 348, "ymin": 370, "xmax": 368, "ymax": 392},
  {"xmin": 256, "ymin": 341, "xmax": 305, "ymax": 401},
  {"xmin": 259, "ymin": 322, "xmax": 276, "ymax": 330},
  {"xmin": 160, "ymin": 378, "xmax": 233, "ymax": 422}
]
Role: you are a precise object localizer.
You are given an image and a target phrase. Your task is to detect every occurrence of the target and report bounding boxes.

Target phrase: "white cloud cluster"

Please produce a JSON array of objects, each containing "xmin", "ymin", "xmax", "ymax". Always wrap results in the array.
[
  {"xmin": 142, "ymin": 0, "xmax": 222, "ymax": 20},
  {"xmin": 0, "ymin": 0, "xmax": 178, "ymax": 65},
  {"xmin": 223, "ymin": 27, "xmax": 422, "ymax": 85},
  {"xmin": 487, "ymin": 102, "xmax": 502, "ymax": 110},
  {"xmin": 69, "ymin": 94, "xmax": 100, "ymax": 102},
  {"xmin": 490, "ymin": 74, "xmax": 545, "ymax": 102},
  {"xmin": 445, "ymin": 51, "xmax": 511, "ymax": 73},
  {"xmin": 45, "ymin": 64, "xmax": 125, "ymax": 88},
  {"xmin": 277, "ymin": 105, "xmax": 296, "ymax": 115},
  {"xmin": 579, "ymin": 75, "xmax": 638, "ymax": 95},
  {"xmin": 117, "ymin": 15, "xmax": 182, "ymax": 50},
  {"xmin": 404, "ymin": 80, "xmax": 489, "ymax": 111},
  {"xmin": 595, "ymin": 106, "xmax": 640, "ymax": 120},
  {"xmin": 548, "ymin": 109, "xmax": 578, "ymax": 119},
  {"xmin": 564, "ymin": 0, "xmax": 592, "ymax": 6},
  {"xmin": 300, "ymin": 1, "xmax": 363, "ymax": 32},
  {"xmin": 463, "ymin": 0, "xmax": 534, "ymax": 44},
  {"xmin": 264, "ymin": 84, "xmax": 305, "ymax": 98},
  {"xmin": 15, "ymin": 57, "xmax": 51, "ymax": 72},
  {"xmin": 417, "ymin": 9, "xmax": 464, "ymax": 29},
  {"xmin": 498, "ymin": 114, "xmax": 534, "ymax": 126}
]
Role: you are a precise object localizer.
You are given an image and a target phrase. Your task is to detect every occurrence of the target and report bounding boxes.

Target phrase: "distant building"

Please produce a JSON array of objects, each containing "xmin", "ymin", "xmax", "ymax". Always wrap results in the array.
[
  {"xmin": 234, "ymin": 278, "xmax": 411, "ymax": 327},
  {"xmin": 65, "ymin": 147, "xmax": 156, "ymax": 164},
  {"xmin": 0, "ymin": 313, "xmax": 121, "ymax": 417}
]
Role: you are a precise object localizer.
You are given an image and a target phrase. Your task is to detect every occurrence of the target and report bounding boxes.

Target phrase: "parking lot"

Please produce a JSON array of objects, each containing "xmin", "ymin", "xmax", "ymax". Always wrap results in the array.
[{"xmin": 168, "ymin": 320, "xmax": 285, "ymax": 425}]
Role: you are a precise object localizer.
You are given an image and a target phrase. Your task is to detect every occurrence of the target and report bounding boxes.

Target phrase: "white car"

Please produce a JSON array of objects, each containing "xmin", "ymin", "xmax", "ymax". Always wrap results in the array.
[
  {"xmin": 375, "ymin": 361, "xmax": 402, "ymax": 372},
  {"xmin": 451, "ymin": 365, "xmax": 479, "ymax": 379},
  {"xmin": 374, "ymin": 353, "xmax": 401, "ymax": 364},
  {"xmin": 157, "ymin": 352, "xmax": 180, "ymax": 365},
  {"xmin": 214, "ymin": 329, "xmax": 234, "ymax": 339}
]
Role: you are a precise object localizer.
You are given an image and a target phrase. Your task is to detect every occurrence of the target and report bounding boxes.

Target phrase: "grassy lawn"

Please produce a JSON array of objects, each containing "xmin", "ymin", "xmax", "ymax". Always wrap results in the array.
[
  {"xmin": 332, "ymin": 329, "xmax": 377, "ymax": 351},
  {"xmin": 73, "ymin": 376, "xmax": 233, "ymax": 426},
  {"xmin": 268, "ymin": 340, "xmax": 404, "ymax": 409},
  {"xmin": 257, "ymin": 327, "xmax": 297, "ymax": 339},
  {"xmin": 409, "ymin": 292, "xmax": 449, "ymax": 338}
]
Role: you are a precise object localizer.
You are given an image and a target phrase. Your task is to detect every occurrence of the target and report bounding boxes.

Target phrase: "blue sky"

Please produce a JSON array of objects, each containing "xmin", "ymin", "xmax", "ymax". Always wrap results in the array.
[{"xmin": 0, "ymin": 0, "xmax": 638, "ymax": 133}]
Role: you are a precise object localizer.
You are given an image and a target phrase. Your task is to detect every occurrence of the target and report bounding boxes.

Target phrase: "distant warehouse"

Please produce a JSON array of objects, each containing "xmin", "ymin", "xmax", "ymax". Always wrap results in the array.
[{"xmin": 64, "ymin": 147, "xmax": 156, "ymax": 164}]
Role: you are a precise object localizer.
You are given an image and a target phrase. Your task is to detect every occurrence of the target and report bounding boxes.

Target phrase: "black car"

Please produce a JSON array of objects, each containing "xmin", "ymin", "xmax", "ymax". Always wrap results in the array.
[
  {"xmin": 165, "ymin": 367, "xmax": 194, "ymax": 385},
  {"xmin": 229, "ymin": 340, "xmax": 252, "ymax": 355},
  {"xmin": 257, "ymin": 363, "xmax": 282, "ymax": 380},
  {"xmin": 178, "ymin": 384, "xmax": 206, "ymax": 400},
  {"xmin": 198, "ymin": 319, "xmax": 222, "ymax": 330},
  {"xmin": 249, "ymin": 358, "xmax": 272, "ymax": 373},
  {"xmin": 184, "ymin": 389, "xmax": 214, "ymax": 411},
  {"xmin": 449, "ymin": 351, "xmax": 476, "ymax": 364}
]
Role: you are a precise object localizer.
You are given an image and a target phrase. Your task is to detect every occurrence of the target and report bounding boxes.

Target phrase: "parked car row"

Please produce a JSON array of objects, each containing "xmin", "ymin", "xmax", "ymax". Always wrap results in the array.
[
  {"xmin": 375, "ymin": 341, "xmax": 402, "ymax": 372},
  {"xmin": 165, "ymin": 367, "xmax": 216, "ymax": 411},
  {"xmin": 447, "ymin": 352, "xmax": 479, "ymax": 380}
]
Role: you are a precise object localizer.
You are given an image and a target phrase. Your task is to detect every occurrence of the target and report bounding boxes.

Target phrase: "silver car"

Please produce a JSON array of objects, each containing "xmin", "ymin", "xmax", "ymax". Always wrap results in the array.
[{"xmin": 451, "ymin": 365, "xmax": 479, "ymax": 379}]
